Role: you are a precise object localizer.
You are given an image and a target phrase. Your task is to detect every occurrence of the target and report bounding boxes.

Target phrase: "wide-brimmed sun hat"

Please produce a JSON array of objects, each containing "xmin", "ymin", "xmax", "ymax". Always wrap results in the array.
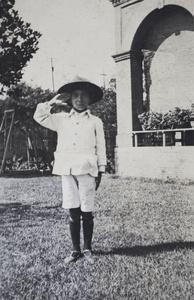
[{"xmin": 57, "ymin": 75, "xmax": 103, "ymax": 104}]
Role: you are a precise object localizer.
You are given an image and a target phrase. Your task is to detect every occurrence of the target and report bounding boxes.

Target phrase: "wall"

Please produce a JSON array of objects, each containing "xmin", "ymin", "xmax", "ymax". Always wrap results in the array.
[
  {"xmin": 146, "ymin": 8, "xmax": 194, "ymax": 112},
  {"xmin": 111, "ymin": 0, "xmax": 194, "ymax": 180},
  {"xmin": 115, "ymin": 146, "xmax": 194, "ymax": 181}
]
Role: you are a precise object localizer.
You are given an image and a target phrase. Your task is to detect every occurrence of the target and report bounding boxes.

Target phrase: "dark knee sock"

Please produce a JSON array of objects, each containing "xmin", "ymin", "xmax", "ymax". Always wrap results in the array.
[
  {"xmin": 81, "ymin": 211, "xmax": 94, "ymax": 251},
  {"xmin": 69, "ymin": 208, "xmax": 81, "ymax": 252}
]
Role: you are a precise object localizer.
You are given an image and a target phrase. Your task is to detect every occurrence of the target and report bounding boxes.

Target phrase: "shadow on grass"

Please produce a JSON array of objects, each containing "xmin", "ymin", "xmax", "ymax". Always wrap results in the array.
[
  {"xmin": 0, "ymin": 202, "xmax": 31, "ymax": 213},
  {"xmin": 0, "ymin": 202, "xmax": 61, "ymax": 212},
  {"xmin": 0, "ymin": 170, "xmax": 52, "ymax": 178},
  {"xmin": 95, "ymin": 241, "xmax": 194, "ymax": 257},
  {"xmin": 0, "ymin": 202, "xmax": 65, "ymax": 225}
]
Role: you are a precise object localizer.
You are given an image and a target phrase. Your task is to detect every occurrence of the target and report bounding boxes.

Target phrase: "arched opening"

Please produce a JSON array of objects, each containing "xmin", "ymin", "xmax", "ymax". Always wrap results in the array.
[{"xmin": 131, "ymin": 5, "xmax": 194, "ymax": 130}]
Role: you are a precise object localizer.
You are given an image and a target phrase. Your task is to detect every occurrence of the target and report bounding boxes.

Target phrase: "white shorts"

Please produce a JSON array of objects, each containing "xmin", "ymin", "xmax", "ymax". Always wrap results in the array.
[{"xmin": 61, "ymin": 174, "xmax": 96, "ymax": 212}]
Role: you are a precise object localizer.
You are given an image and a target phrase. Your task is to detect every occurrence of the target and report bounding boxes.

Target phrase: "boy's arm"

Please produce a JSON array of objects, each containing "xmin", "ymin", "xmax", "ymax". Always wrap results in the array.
[
  {"xmin": 34, "ymin": 95, "xmax": 68, "ymax": 131},
  {"xmin": 34, "ymin": 102, "xmax": 57, "ymax": 131}
]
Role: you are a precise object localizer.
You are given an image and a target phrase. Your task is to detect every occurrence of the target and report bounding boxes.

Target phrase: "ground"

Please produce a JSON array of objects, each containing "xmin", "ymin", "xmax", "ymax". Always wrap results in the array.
[{"xmin": 0, "ymin": 174, "xmax": 194, "ymax": 299}]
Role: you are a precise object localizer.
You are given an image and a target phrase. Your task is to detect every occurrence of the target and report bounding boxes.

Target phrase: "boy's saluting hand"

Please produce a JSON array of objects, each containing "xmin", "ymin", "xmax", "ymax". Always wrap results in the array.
[{"xmin": 49, "ymin": 93, "xmax": 71, "ymax": 106}]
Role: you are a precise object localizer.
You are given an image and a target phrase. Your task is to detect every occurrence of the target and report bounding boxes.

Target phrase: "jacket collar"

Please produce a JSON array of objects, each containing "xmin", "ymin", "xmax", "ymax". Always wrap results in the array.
[{"xmin": 69, "ymin": 108, "xmax": 91, "ymax": 117}]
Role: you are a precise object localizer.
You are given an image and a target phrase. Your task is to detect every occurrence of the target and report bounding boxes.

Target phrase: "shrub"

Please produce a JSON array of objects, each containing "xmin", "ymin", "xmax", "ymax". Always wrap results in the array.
[{"xmin": 138, "ymin": 105, "xmax": 194, "ymax": 130}]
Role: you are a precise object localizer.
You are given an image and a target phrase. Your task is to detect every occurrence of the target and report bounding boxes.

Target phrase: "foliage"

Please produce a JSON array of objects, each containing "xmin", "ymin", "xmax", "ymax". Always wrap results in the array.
[
  {"xmin": 138, "ymin": 111, "xmax": 163, "ymax": 130},
  {"xmin": 90, "ymin": 87, "xmax": 117, "ymax": 131},
  {"xmin": 0, "ymin": 0, "xmax": 41, "ymax": 93},
  {"xmin": 106, "ymin": 154, "xmax": 115, "ymax": 174},
  {"xmin": 0, "ymin": 83, "xmax": 55, "ymax": 173},
  {"xmin": 190, "ymin": 103, "xmax": 194, "ymax": 120},
  {"xmin": 0, "ymin": 82, "xmax": 55, "ymax": 126},
  {"xmin": 0, "ymin": 175, "xmax": 193, "ymax": 299},
  {"xmin": 162, "ymin": 107, "xmax": 191, "ymax": 129},
  {"xmin": 5, "ymin": 82, "xmax": 54, "ymax": 107},
  {"xmin": 138, "ymin": 105, "xmax": 194, "ymax": 130}
]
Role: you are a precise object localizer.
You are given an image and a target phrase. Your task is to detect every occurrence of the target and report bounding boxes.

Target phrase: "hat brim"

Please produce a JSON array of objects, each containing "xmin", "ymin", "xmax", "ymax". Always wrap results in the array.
[{"xmin": 57, "ymin": 81, "xmax": 103, "ymax": 104}]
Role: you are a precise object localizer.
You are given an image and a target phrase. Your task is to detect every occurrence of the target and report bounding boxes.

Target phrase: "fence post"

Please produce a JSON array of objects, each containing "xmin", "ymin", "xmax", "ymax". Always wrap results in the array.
[{"xmin": 0, "ymin": 110, "xmax": 15, "ymax": 173}]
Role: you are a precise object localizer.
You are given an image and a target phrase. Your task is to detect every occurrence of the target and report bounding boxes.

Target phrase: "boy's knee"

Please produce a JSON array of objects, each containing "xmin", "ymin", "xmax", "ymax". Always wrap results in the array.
[
  {"xmin": 69, "ymin": 208, "xmax": 81, "ymax": 223},
  {"xmin": 81, "ymin": 211, "xmax": 94, "ymax": 221},
  {"xmin": 69, "ymin": 215, "xmax": 80, "ymax": 224}
]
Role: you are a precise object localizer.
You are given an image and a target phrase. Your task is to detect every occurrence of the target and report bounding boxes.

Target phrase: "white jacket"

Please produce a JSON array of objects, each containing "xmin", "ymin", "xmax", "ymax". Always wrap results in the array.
[{"xmin": 34, "ymin": 102, "xmax": 106, "ymax": 177}]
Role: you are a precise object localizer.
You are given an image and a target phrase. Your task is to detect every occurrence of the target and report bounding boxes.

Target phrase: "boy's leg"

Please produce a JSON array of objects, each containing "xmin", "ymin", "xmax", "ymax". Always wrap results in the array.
[
  {"xmin": 81, "ymin": 211, "xmax": 94, "ymax": 251},
  {"xmin": 74, "ymin": 174, "xmax": 96, "ymax": 263},
  {"xmin": 61, "ymin": 175, "xmax": 80, "ymax": 209},
  {"xmin": 69, "ymin": 207, "xmax": 81, "ymax": 252},
  {"xmin": 64, "ymin": 207, "xmax": 81, "ymax": 263},
  {"xmin": 77, "ymin": 174, "xmax": 95, "ymax": 250}
]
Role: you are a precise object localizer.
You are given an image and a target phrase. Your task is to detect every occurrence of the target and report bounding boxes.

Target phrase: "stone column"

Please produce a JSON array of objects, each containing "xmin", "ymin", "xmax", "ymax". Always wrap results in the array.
[
  {"xmin": 113, "ymin": 51, "xmax": 133, "ymax": 148},
  {"xmin": 112, "ymin": 50, "xmax": 143, "ymax": 174},
  {"xmin": 113, "ymin": 49, "xmax": 143, "ymax": 147}
]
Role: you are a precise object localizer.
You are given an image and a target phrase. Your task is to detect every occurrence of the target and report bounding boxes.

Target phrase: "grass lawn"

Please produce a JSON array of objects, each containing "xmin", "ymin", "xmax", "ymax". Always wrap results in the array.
[{"xmin": 0, "ymin": 174, "xmax": 194, "ymax": 300}]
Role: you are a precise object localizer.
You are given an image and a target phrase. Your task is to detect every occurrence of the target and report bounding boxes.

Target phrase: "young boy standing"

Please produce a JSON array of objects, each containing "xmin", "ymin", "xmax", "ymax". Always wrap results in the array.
[{"xmin": 34, "ymin": 76, "xmax": 106, "ymax": 263}]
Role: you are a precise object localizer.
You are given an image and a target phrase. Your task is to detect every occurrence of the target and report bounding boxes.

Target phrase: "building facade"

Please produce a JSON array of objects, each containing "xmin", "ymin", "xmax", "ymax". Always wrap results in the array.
[{"xmin": 109, "ymin": 0, "xmax": 194, "ymax": 180}]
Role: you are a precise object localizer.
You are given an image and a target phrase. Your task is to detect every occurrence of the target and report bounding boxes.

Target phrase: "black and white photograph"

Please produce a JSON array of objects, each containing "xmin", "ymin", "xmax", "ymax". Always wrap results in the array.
[{"xmin": 0, "ymin": 0, "xmax": 194, "ymax": 299}]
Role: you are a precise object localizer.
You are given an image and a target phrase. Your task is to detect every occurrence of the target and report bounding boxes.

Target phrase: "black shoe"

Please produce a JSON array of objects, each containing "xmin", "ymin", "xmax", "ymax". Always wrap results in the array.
[{"xmin": 64, "ymin": 251, "xmax": 82, "ymax": 264}]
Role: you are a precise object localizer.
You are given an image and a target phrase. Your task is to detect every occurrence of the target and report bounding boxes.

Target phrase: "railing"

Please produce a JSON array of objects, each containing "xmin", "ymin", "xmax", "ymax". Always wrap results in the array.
[{"xmin": 132, "ymin": 128, "xmax": 194, "ymax": 147}]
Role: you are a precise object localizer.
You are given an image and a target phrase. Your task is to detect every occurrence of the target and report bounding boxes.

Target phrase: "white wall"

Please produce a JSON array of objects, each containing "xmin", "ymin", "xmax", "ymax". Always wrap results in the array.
[{"xmin": 115, "ymin": 146, "xmax": 194, "ymax": 181}]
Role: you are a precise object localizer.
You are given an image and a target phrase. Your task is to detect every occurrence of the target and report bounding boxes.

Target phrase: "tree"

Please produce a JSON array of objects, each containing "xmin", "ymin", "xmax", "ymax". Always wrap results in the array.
[
  {"xmin": 0, "ymin": 82, "xmax": 55, "ymax": 152},
  {"xmin": 0, "ymin": 82, "xmax": 55, "ymax": 127},
  {"xmin": 90, "ymin": 87, "xmax": 117, "ymax": 131},
  {"xmin": 90, "ymin": 87, "xmax": 117, "ymax": 173},
  {"xmin": 0, "ymin": 83, "xmax": 55, "ymax": 171},
  {"xmin": 0, "ymin": 0, "xmax": 41, "ymax": 94}
]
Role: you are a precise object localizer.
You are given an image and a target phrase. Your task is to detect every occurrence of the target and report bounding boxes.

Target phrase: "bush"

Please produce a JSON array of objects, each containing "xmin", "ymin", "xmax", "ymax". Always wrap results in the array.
[{"xmin": 138, "ymin": 105, "xmax": 194, "ymax": 130}]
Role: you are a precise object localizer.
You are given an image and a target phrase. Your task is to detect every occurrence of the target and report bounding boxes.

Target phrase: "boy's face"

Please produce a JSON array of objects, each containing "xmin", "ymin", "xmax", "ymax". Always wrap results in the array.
[{"xmin": 71, "ymin": 89, "xmax": 90, "ymax": 112}]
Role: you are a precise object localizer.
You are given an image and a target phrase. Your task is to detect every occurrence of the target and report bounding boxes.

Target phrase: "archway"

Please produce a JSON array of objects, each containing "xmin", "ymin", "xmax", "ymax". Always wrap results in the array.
[{"xmin": 131, "ymin": 5, "xmax": 194, "ymax": 129}]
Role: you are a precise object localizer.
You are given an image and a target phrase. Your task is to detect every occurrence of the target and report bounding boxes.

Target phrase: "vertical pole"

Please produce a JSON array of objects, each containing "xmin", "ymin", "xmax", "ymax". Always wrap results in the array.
[
  {"xmin": 182, "ymin": 131, "xmax": 185, "ymax": 146},
  {"xmin": 51, "ymin": 58, "xmax": 55, "ymax": 92},
  {"xmin": 100, "ymin": 70, "xmax": 107, "ymax": 89},
  {"xmin": 26, "ymin": 142, "xmax": 30, "ymax": 169},
  {"xmin": 162, "ymin": 132, "xmax": 166, "ymax": 147},
  {"xmin": 0, "ymin": 114, "xmax": 6, "ymax": 132},
  {"xmin": 0, "ymin": 111, "xmax": 15, "ymax": 173},
  {"xmin": 31, "ymin": 123, "xmax": 39, "ymax": 170},
  {"xmin": 4, "ymin": 113, "xmax": 7, "ymax": 146},
  {"xmin": 134, "ymin": 133, "xmax": 138, "ymax": 147}
]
